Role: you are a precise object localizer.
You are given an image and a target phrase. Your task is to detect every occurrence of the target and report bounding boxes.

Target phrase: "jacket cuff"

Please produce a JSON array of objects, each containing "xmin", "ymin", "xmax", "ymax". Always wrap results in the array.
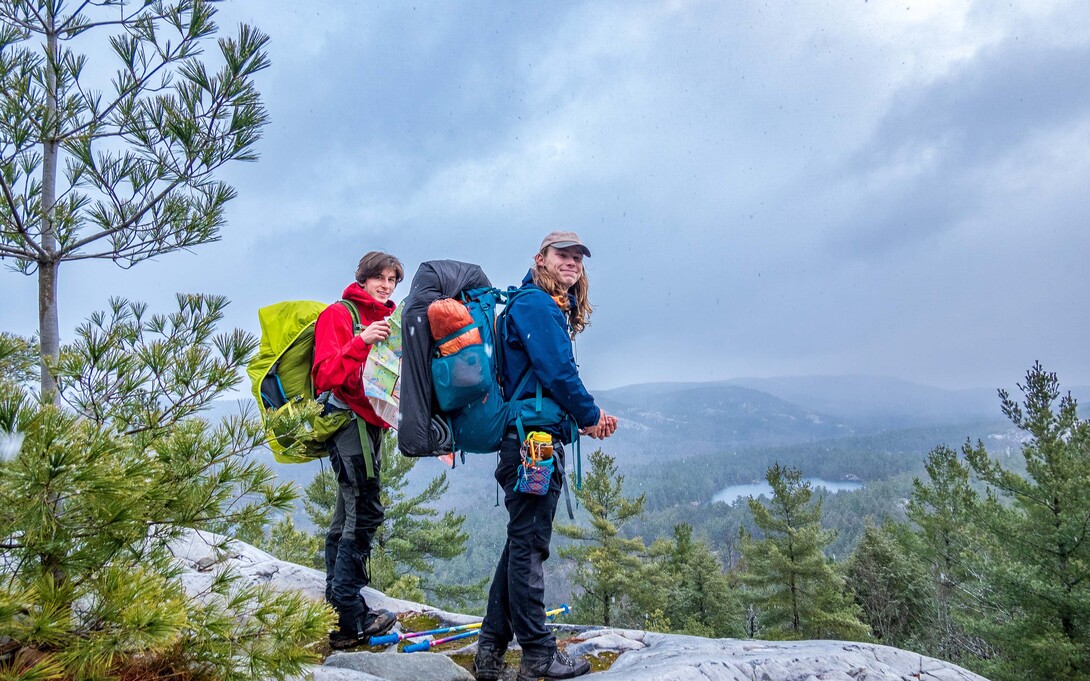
[{"xmin": 578, "ymin": 406, "xmax": 601, "ymax": 430}]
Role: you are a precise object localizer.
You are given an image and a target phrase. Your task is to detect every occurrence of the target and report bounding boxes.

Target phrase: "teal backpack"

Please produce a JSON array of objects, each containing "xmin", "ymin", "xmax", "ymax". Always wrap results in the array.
[
  {"xmin": 433, "ymin": 287, "xmax": 575, "ymax": 451},
  {"xmin": 430, "ymin": 287, "xmax": 582, "ymax": 486}
]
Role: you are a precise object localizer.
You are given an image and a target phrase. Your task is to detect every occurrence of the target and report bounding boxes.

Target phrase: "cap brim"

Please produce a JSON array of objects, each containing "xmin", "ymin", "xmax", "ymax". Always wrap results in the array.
[{"xmin": 549, "ymin": 241, "xmax": 592, "ymax": 257}]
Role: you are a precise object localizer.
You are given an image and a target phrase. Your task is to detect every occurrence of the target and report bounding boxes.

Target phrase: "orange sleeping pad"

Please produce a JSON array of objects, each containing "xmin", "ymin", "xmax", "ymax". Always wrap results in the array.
[{"xmin": 428, "ymin": 298, "xmax": 483, "ymax": 356}]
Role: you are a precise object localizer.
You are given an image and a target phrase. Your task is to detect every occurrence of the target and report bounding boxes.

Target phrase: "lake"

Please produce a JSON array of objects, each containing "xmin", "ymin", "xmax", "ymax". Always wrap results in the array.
[{"xmin": 712, "ymin": 478, "xmax": 863, "ymax": 505}]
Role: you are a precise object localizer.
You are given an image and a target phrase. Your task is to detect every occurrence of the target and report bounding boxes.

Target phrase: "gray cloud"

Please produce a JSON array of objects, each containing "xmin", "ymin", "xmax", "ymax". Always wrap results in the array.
[{"xmin": 4, "ymin": 1, "xmax": 1090, "ymax": 395}]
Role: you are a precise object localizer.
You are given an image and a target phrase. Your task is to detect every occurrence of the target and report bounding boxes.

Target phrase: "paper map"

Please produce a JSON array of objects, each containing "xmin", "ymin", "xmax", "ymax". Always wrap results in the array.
[{"xmin": 362, "ymin": 304, "xmax": 403, "ymax": 428}]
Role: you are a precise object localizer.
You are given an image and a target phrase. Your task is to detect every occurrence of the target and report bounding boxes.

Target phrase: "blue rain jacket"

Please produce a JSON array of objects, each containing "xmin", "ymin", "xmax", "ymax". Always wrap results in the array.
[{"xmin": 500, "ymin": 271, "xmax": 600, "ymax": 433}]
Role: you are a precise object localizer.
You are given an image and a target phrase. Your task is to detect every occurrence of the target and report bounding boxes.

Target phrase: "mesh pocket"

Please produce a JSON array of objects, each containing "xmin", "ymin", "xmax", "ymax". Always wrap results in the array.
[{"xmin": 432, "ymin": 343, "xmax": 492, "ymax": 412}]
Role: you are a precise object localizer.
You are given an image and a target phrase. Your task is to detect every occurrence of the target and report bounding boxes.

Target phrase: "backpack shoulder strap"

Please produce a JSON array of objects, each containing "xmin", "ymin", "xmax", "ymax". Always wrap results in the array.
[
  {"xmin": 337, "ymin": 299, "xmax": 364, "ymax": 334},
  {"xmin": 497, "ymin": 287, "xmax": 545, "ymax": 392},
  {"xmin": 333, "ymin": 299, "xmax": 378, "ymax": 479}
]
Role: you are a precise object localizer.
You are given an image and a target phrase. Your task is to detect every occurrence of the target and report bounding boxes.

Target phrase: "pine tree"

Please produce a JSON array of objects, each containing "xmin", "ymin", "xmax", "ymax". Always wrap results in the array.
[
  {"xmin": 845, "ymin": 520, "xmax": 932, "ymax": 647},
  {"xmin": 557, "ymin": 448, "xmax": 647, "ymax": 627},
  {"xmin": 646, "ymin": 524, "xmax": 744, "ymax": 637},
  {"xmin": 0, "ymin": 295, "xmax": 331, "ymax": 680},
  {"xmin": 740, "ymin": 463, "xmax": 870, "ymax": 641},
  {"xmin": 0, "ymin": 0, "xmax": 270, "ymax": 396},
  {"xmin": 0, "ymin": 332, "xmax": 37, "ymax": 386},
  {"xmin": 264, "ymin": 515, "xmax": 324, "ymax": 570},
  {"xmin": 906, "ymin": 444, "xmax": 983, "ymax": 663},
  {"xmin": 372, "ymin": 440, "xmax": 474, "ymax": 604},
  {"xmin": 960, "ymin": 363, "xmax": 1090, "ymax": 681}
]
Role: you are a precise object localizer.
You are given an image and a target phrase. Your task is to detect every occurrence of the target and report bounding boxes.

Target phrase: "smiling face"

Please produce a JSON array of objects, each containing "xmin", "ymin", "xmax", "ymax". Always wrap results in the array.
[
  {"xmin": 362, "ymin": 268, "xmax": 398, "ymax": 304},
  {"xmin": 535, "ymin": 245, "xmax": 585, "ymax": 289}
]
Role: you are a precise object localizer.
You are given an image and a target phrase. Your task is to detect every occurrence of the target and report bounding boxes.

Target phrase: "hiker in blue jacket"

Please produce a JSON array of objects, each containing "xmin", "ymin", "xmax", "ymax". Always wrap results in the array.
[{"xmin": 474, "ymin": 231, "xmax": 617, "ymax": 681}]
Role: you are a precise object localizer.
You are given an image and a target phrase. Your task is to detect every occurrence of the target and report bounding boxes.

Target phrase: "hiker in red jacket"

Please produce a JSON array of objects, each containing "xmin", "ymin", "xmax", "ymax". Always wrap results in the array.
[{"xmin": 313, "ymin": 250, "xmax": 403, "ymax": 649}]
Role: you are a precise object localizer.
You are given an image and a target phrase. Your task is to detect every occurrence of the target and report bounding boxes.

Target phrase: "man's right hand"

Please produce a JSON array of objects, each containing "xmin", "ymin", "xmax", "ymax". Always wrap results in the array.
[
  {"xmin": 583, "ymin": 411, "xmax": 618, "ymax": 439},
  {"xmin": 359, "ymin": 320, "xmax": 391, "ymax": 345}
]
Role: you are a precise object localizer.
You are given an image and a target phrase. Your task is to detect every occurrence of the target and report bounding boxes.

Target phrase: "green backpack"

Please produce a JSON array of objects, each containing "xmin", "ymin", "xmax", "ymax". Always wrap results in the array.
[{"xmin": 247, "ymin": 299, "xmax": 362, "ymax": 463}]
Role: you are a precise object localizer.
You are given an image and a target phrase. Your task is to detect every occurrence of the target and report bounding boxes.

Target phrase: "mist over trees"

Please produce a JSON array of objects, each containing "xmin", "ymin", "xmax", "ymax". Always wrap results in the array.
[{"xmin": 372, "ymin": 363, "xmax": 1089, "ymax": 681}]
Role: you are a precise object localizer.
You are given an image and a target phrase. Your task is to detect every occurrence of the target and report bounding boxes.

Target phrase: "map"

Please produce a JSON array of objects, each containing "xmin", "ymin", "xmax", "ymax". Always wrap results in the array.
[{"xmin": 361, "ymin": 304, "xmax": 403, "ymax": 428}]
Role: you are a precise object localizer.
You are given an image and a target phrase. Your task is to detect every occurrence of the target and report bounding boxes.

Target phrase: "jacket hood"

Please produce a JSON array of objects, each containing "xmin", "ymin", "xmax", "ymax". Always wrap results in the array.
[{"xmin": 341, "ymin": 282, "xmax": 396, "ymax": 317}]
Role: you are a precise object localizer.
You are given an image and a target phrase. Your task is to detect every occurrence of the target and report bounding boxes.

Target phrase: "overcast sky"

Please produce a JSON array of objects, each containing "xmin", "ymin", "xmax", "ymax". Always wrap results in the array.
[{"xmin": 3, "ymin": 0, "xmax": 1089, "ymax": 393}]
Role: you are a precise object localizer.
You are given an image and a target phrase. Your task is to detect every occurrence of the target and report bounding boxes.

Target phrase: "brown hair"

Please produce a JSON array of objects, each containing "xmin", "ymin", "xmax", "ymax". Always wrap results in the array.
[
  {"xmin": 355, "ymin": 251, "xmax": 404, "ymax": 285},
  {"xmin": 531, "ymin": 247, "xmax": 593, "ymax": 337}
]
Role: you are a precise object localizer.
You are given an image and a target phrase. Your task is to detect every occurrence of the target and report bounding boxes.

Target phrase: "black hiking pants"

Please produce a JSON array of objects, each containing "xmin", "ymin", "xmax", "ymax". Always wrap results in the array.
[
  {"xmin": 324, "ymin": 414, "xmax": 384, "ymax": 629},
  {"xmin": 478, "ymin": 433, "xmax": 565, "ymax": 657}
]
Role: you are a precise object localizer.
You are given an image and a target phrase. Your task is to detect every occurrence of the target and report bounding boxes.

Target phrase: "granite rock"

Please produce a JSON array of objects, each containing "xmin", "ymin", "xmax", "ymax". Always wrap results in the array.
[
  {"xmin": 179, "ymin": 530, "xmax": 989, "ymax": 681},
  {"xmin": 324, "ymin": 651, "xmax": 474, "ymax": 681},
  {"xmin": 569, "ymin": 629, "xmax": 990, "ymax": 681}
]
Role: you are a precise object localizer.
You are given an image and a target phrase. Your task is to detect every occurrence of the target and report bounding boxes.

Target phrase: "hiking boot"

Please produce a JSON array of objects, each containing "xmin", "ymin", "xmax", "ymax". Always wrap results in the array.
[
  {"xmin": 517, "ymin": 648, "xmax": 590, "ymax": 680},
  {"xmin": 473, "ymin": 643, "xmax": 507, "ymax": 680},
  {"xmin": 328, "ymin": 630, "xmax": 366, "ymax": 650},
  {"xmin": 328, "ymin": 608, "xmax": 396, "ymax": 649},
  {"xmin": 360, "ymin": 608, "xmax": 397, "ymax": 638},
  {"xmin": 329, "ymin": 606, "xmax": 365, "ymax": 650}
]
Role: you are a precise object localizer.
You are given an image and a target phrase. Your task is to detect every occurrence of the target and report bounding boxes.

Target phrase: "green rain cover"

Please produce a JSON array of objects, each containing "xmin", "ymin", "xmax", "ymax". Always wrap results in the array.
[{"xmin": 247, "ymin": 300, "xmax": 329, "ymax": 463}]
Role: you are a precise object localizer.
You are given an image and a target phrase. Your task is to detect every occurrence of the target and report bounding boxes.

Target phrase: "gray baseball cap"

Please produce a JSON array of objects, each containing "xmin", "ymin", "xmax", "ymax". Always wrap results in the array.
[{"xmin": 539, "ymin": 230, "xmax": 591, "ymax": 257}]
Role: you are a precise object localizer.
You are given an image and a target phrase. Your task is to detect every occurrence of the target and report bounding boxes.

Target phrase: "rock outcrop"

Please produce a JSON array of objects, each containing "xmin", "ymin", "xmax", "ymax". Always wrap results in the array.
[{"xmin": 171, "ymin": 529, "xmax": 989, "ymax": 681}]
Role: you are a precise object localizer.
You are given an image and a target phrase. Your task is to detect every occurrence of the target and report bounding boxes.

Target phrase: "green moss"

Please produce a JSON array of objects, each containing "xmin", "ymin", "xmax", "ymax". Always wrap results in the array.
[
  {"xmin": 397, "ymin": 612, "xmax": 442, "ymax": 636},
  {"xmin": 588, "ymin": 651, "xmax": 619, "ymax": 672}
]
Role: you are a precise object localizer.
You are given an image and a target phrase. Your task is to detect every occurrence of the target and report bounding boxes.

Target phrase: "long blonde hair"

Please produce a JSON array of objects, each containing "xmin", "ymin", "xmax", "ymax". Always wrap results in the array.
[{"xmin": 531, "ymin": 249, "xmax": 593, "ymax": 337}]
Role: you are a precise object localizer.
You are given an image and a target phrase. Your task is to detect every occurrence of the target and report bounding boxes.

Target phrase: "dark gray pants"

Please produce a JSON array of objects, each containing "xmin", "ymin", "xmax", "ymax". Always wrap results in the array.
[
  {"xmin": 324, "ymin": 416, "xmax": 384, "ymax": 628},
  {"xmin": 478, "ymin": 434, "xmax": 564, "ymax": 657}
]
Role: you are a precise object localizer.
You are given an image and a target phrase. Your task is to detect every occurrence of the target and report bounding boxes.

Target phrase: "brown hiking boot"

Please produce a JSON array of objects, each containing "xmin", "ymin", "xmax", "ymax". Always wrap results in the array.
[
  {"xmin": 328, "ymin": 608, "xmax": 395, "ymax": 649},
  {"xmin": 360, "ymin": 608, "xmax": 397, "ymax": 637}
]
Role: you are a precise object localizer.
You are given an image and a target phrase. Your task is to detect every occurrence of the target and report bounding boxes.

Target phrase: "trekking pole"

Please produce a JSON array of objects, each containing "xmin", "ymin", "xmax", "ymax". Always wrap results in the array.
[
  {"xmin": 397, "ymin": 604, "xmax": 571, "ymax": 653},
  {"xmin": 402, "ymin": 628, "xmax": 480, "ymax": 653},
  {"xmin": 369, "ymin": 620, "xmax": 482, "ymax": 647}
]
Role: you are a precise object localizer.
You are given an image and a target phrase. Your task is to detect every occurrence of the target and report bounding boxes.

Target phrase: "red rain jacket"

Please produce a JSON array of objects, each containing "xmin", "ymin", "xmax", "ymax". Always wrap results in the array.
[{"xmin": 312, "ymin": 283, "xmax": 396, "ymax": 428}]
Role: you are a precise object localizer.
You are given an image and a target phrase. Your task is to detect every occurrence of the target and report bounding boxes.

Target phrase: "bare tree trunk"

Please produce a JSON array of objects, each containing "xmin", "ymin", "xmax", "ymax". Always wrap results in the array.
[
  {"xmin": 37, "ymin": 9, "xmax": 65, "ymax": 588},
  {"xmin": 39, "ymin": 15, "xmax": 60, "ymax": 401},
  {"xmin": 38, "ymin": 259, "xmax": 59, "ymax": 397}
]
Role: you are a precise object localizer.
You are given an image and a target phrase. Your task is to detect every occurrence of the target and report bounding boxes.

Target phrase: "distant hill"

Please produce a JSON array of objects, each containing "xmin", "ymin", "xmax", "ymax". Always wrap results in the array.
[
  {"xmin": 215, "ymin": 375, "xmax": 1089, "ymax": 515},
  {"xmin": 594, "ymin": 383, "xmax": 852, "ymax": 462},
  {"xmin": 723, "ymin": 375, "xmax": 1000, "ymax": 429},
  {"xmin": 725, "ymin": 375, "xmax": 1090, "ymax": 429}
]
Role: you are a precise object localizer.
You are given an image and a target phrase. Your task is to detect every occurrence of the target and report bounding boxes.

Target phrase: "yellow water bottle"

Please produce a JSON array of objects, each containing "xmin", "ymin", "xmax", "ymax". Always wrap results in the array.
[{"xmin": 526, "ymin": 431, "xmax": 553, "ymax": 463}]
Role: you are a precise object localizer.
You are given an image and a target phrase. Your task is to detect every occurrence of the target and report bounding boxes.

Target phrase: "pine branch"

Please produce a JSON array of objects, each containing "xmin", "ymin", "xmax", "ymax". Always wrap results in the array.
[
  {"xmin": 57, "ymin": 173, "xmax": 186, "ymax": 256},
  {"xmin": 0, "ymin": 175, "xmax": 45, "ymax": 259}
]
